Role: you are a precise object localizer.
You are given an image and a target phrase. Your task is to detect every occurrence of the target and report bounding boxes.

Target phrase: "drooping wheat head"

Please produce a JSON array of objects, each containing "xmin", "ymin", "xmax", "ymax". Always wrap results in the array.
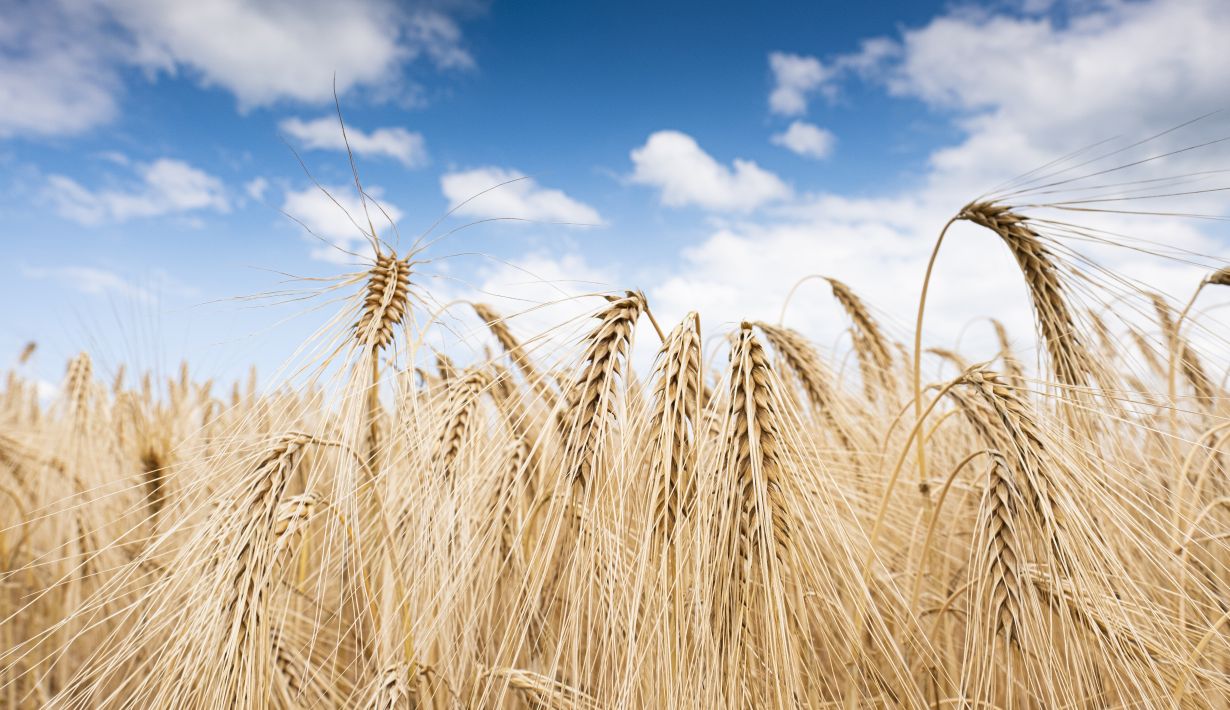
[{"xmin": 826, "ymin": 278, "xmax": 896, "ymax": 401}]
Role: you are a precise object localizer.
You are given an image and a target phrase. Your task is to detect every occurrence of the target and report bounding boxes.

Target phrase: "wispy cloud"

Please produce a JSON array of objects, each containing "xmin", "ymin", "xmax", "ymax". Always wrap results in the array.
[
  {"xmin": 20, "ymin": 264, "xmax": 194, "ymax": 303},
  {"xmin": 244, "ymin": 176, "xmax": 269, "ymax": 201},
  {"xmin": 0, "ymin": 1, "xmax": 123, "ymax": 138},
  {"xmin": 281, "ymin": 116, "xmax": 428, "ymax": 167}
]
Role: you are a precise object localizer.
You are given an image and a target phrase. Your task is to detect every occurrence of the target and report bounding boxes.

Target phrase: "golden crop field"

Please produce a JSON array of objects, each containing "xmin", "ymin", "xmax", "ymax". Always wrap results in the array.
[{"xmin": 5, "ymin": 162, "xmax": 1230, "ymax": 709}]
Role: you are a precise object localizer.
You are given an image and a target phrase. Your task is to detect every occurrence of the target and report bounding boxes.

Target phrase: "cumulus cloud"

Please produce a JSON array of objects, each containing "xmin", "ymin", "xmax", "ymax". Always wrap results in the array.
[
  {"xmin": 771, "ymin": 120, "xmax": 835, "ymax": 160},
  {"xmin": 280, "ymin": 116, "xmax": 428, "ymax": 167},
  {"xmin": 47, "ymin": 158, "xmax": 229, "ymax": 225},
  {"xmin": 0, "ymin": 0, "xmax": 475, "ymax": 138},
  {"xmin": 440, "ymin": 167, "xmax": 603, "ymax": 225},
  {"xmin": 629, "ymin": 130, "xmax": 792, "ymax": 212},
  {"xmin": 280, "ymin": 184, "xmax": 404, "ymax": 263}
]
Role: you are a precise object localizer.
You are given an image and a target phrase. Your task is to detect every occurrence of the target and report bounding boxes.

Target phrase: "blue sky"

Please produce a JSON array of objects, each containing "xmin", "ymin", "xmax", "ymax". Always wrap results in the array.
[{"xmin": 3, "ymin": 0, "xmax": 1230, "ymax": 389}]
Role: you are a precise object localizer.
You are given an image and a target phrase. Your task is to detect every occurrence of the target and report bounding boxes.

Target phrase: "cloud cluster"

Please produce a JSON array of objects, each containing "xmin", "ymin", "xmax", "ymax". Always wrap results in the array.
[
  {"xmin": 47, "ymin": 158, "xmax": 229, "ymax": 225},
  {"xmin": 14, "ymin": 0, "xmax": 1230, "ymax": 375},
  {"xmin": 766, "ymin": 44, "xmax": 878, "ymax": 160}
]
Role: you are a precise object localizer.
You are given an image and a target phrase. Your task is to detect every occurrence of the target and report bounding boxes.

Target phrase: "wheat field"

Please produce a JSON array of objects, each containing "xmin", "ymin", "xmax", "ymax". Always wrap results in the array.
[{"xmin": 5, "ymin": 176, "xmax": 1230, "ymax": 708}]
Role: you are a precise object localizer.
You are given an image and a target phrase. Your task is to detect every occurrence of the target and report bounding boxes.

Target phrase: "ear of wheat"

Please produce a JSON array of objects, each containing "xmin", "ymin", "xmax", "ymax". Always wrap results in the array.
[
  {"xmin": 354, "ymin": 253, "xmax": 412, "ymax": 352},
  {"xmin": 709, "ymin": 323, "xmax": 805, "ymax": 706},
  {"xmin": 645, "ymin": 312, "xmax": 702, "ymax": 544},
  {"xmin": 556, "ymin": 291, "xmax": 644, "ymax": 499},
  {"xmin": 959, "ymin": 202, "xmax": 1098, "ymax": 393}
]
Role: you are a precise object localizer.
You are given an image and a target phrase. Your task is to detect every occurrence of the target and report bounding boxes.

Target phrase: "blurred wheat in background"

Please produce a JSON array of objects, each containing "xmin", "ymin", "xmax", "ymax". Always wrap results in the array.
[{"xmin": 8, "ymin": 130, "xmax": 1230, "ymax": 709}]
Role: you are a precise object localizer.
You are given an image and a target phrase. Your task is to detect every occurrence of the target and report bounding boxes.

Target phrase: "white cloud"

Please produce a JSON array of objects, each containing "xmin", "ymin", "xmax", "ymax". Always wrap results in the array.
[
  {"xmin": 765, "ymin": 40, "xmax": 898, "ymax": 119},
  {"xmin": 97, "ymin": 151, "xmax": 131, "ymax": 166},
  {"xmin": 771, "ymin": 120, "xmax": 835, "ymax": 160},
  {"xmin": 440, "ymin": 167, "xmax": 603, "ymax": 225},
  {"xmin": 401, "ymin": 8, "xmax": 475, "ymax": 71},
  {"xmin": 629, "ymin": 130, "xmax": 792, "ymax": 212},
  {"xmin": 768, "ymin": 52, "xmax": 834, "ymax": 117},
  {"xmin": 0, "ymin": 0, "xmax": 475, "ymax": 138},
  {"xmin": 244, "ymin": 177, "xmax": 269, "ymax": 201},
  {"xmin": 47, "ymin": 158, "xmax": 229, "ymax": 225},
  {"xmin": 20, "ymin": 264, "xmax": 194, "ymax": 304},
  {"xmin": 280, "ymin": 184, "xmax": 404, "ymax": 263},
  {"xmin": 280, "ymin": 116, "xmax": 428, "ymax": 167},
  {"xmin": 22, "ymin": 265, "xmax": 148, "ymax": 301}
]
